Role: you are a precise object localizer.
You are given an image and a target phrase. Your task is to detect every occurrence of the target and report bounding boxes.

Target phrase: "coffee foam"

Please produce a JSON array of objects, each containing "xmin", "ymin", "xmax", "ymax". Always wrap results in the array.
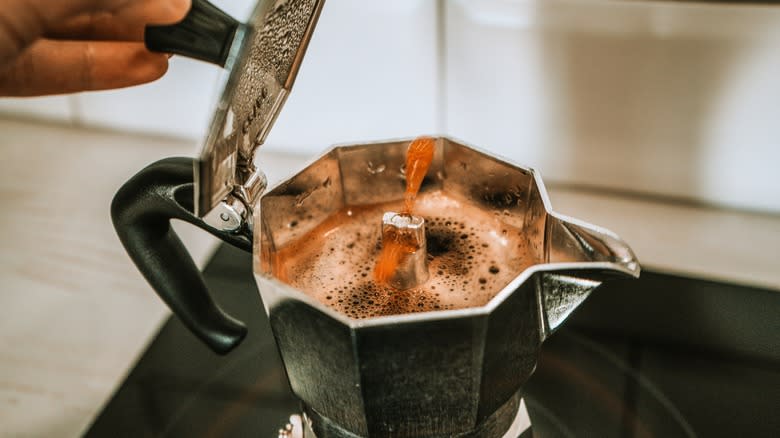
[{"xmin": 273, "ymin": 191, "xmax": 537, "ymax": 319}]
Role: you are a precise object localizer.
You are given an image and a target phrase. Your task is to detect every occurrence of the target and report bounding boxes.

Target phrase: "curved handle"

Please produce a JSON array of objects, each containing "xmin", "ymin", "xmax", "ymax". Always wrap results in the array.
[
  {"xmin": 111, "ymin": 157, "xmax": 252, "ymax": 354},
  {"xmin": 145, "ymin": 0, "xmax": 240, "ymax": 66}
]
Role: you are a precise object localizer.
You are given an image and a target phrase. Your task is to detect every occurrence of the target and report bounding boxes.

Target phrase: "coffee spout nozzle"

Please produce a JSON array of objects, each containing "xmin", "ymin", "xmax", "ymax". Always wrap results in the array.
[
  {"xmin": 548, "ymin": 215, "xmax": 640, "ymax": 279},
  {"xmin": 540, "ymin": 215, "xmax": 641, "ymax": 338},
  {"xmin": 380, "ymin": 212, "xmax": 429, "ymax": 290}
]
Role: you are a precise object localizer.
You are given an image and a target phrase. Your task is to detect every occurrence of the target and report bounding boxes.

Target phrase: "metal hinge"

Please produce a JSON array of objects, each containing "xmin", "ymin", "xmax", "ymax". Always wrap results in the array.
[{"xmin": 203, "ymin": 163, "xmax": 267, "ymax": 234}]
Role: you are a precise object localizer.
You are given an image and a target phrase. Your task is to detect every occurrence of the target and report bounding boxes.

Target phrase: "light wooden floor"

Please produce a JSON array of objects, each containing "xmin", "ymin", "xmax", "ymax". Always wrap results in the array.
[{"xmin": 0, "ymin": 118, "xmax": 776, "ymax": 437}]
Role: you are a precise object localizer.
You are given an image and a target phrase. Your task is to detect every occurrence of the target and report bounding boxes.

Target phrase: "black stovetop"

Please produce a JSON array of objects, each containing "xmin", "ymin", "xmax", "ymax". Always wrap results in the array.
[{"xmin": 86, "ymin": 244, "xmax": 780, "ymax": 437}]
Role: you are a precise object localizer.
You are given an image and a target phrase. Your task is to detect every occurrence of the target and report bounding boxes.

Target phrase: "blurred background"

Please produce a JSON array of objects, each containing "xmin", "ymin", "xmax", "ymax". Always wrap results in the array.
[
  {"xmin": 2, "ymin": 0, "xmax": 779, "ymax": 213},
  {"xmin": 2, "ymin": 1, "xmax": 779, "ymax": 436}
]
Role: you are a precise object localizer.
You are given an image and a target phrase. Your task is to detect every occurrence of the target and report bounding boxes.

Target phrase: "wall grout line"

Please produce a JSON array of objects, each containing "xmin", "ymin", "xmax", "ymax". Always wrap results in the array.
[
  {"xmin": 435, "ymin": 0, "xmax": 448, "ymax": 134},
  {"xmin": 67, "ymin": 95, "xmax": 84, "ymax": 127}
]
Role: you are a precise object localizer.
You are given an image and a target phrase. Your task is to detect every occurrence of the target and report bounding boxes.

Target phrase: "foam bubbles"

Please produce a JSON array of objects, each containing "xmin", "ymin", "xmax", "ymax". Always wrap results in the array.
[{"xmin": 274, "ymin": 192, "xmax": 536, "ymax": 319}]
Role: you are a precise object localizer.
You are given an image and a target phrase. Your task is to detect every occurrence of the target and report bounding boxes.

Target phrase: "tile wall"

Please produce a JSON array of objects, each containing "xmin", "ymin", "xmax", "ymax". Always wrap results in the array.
[{"xmin": 1, "ymin": 0, "xmax": 778, "ymax": 213}]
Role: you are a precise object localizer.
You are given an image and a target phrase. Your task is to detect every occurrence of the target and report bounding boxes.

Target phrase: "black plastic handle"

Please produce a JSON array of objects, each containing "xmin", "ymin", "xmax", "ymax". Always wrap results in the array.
[
  {"xmin": 111, "ymin": 157, "xmax": 252, "ymax": 354},
  {"xmin": 145, "ymin": 0, "xmax": 240, "ymax": 66}
]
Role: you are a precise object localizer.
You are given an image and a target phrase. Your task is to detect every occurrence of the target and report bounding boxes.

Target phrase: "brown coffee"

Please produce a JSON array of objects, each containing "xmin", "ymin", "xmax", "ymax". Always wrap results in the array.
[{"xmin": 273, "ymin": 191, "xmax": 537, "ymax": 319}]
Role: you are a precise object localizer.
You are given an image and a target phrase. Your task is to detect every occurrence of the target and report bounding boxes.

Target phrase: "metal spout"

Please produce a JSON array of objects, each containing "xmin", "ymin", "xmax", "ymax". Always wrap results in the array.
[
  {"xmin": 381, "ymin": 212, "xmax": 429, "ymax": 290},
  {"xmin": 547, "ymin": 215, "xmax": 640, "ymax": 278},
  {"xmin": 540, "ymin": 215, "xmax": 641, "ymax": 338}
]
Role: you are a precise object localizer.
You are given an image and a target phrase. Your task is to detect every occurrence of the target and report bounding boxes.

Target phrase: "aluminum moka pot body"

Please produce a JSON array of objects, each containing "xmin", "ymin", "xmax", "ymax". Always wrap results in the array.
[
  {"xmin": 253, "ymin": 137, "xmax": 638, "ymax": 437},
  {"xmin": 112, "ymin": 137, "xmax": 639, "ymax": 437}
]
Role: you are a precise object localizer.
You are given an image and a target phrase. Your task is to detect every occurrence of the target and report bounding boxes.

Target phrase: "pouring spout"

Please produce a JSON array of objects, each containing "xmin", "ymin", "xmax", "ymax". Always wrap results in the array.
[
  {"xmin": 538, "ymin": 215, "xmax": 640, "ymax": 338},
  {"xmin": 546, "ymin": 214, "xmax": 640, "ymax": 279}
]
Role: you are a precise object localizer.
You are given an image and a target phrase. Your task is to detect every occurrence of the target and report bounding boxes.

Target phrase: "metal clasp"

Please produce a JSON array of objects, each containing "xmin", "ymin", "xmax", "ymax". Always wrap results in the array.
[{"xmin": 203, "ymin": 163, "xmax": 267, "ymax": 234}]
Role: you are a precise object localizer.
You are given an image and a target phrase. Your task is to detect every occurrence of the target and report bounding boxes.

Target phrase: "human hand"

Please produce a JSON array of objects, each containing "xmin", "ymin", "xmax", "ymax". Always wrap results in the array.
[{"xmin": 0, "ymin": 0, "xmax": 191, "ymax": 96}]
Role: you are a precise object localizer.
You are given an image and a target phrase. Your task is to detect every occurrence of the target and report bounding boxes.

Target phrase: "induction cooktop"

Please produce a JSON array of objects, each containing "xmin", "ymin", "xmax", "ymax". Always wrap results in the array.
[{"xmin": 85, "ymin": 244, "xmax": 780, "ymax": 437}]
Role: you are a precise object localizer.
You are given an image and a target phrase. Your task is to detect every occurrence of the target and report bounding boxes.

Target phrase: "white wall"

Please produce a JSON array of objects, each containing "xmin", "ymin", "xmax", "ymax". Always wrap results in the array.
[
  {"xmin": 264, "ymin": 0, "xmax": 439, "ymax": 154},
  {"xmin": 0, "ymin": 0, "xmax": 439, "ymax": 152},
  {"xmin": 1, "ymin": 0, "xmax": 779, "ymax": 213},
  {"xmin": 445, "ymin": 0, "xmax": 780, "ymax": 213}
]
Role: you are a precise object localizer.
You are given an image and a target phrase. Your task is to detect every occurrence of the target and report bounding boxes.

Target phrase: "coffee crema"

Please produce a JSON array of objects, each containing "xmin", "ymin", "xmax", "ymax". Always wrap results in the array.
[{"xmin": 273, "ymin": 191, "xmax": 537, "ymax": 319}]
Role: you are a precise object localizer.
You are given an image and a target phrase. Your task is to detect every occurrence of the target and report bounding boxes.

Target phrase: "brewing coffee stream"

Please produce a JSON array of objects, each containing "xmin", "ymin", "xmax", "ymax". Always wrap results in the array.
[
  {"xmin": 402, "ymin": 136, "xmax": 436, "ymax": 215},
  {"xmin": 374, "ymin": 137, "xmax": 436, "ymax": 285}
]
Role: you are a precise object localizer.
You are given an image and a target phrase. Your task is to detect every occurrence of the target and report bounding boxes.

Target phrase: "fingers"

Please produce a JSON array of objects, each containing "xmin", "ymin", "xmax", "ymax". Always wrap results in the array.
[
  {"xmin": 45, "ymin": 0, "xmax": 193, "ymax": 42},
  {"xmin": 0, "ymin": 39, "xmax": 170, "ymax": 96},
  {"xmin": 0, "ymin": 0, "xmax": 190, "ymax": 96},
  {"xmin": 0, "ymin": 0, "xmax": 48, "ymax": 64},
  {"xmin": 0, "ymin": 0, "xmax": 190, "ymax": 67},
  {"xmin": 32, "ymin": 0, "xmax": 191, "ymax": 27}
]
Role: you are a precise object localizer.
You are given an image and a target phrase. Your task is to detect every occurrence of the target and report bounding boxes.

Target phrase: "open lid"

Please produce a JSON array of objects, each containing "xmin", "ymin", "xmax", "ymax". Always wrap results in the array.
[
  {"xmin": 147, "ymin": 0, "xmax": 325, "ymax": 228},
  {"xmin": 199, "ymin": 0, "xmax": 324, "ymax": 224}
]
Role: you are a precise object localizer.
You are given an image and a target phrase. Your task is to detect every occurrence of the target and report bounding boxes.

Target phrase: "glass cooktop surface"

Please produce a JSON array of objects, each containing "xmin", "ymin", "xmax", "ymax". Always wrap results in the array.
[{"xmin": 86, "ymin": 244, "xmax": 780, "ymax": 437}]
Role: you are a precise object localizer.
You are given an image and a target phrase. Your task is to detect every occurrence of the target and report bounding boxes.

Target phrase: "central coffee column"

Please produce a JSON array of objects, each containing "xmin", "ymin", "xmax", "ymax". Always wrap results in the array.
[{"xmin": 380, "ymin": 212, "xmax": 429, "ymax": 290}]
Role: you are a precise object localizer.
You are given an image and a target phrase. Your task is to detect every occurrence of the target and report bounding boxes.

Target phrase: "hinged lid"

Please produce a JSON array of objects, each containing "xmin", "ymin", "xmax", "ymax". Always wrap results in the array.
[{"xmin": 196, "ymin": 0, "xmax": 325, "ymax": 219}]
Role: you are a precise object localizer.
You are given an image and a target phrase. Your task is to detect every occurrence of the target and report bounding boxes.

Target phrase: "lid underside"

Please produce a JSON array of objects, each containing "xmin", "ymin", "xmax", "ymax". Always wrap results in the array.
[{"xmin": 196, "ymin": 0, "xmax": 324, "ymax": 217}]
